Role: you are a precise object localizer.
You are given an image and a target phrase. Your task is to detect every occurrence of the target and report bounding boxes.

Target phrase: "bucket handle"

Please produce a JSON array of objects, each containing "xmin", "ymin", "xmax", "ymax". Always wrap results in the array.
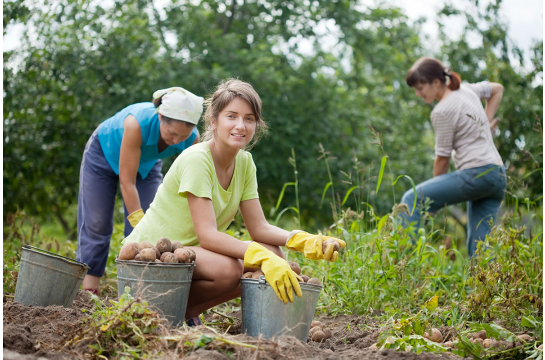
[{"xmin": 22, "ymin": 245, "xmax": 90, "ymax": 270}]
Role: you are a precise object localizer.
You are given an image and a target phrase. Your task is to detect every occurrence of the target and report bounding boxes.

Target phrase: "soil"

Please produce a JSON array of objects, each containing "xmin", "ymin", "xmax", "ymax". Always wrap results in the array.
[{"xmin": 4, "ymin": 292, "xmax": 467, "ymax": 360}]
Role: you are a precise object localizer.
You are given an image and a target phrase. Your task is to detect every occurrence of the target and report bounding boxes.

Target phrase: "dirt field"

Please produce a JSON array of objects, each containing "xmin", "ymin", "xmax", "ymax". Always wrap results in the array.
[{"xmin": 3, "ymin": 291, "xmax": 466, "ymax": 360}]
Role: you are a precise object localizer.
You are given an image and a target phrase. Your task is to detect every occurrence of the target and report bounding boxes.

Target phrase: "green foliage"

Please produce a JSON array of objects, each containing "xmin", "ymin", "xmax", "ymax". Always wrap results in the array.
[
  {"xmin": 6, "ymin": 0, "xmax": 540, "ymax": 230},
  {"xmin": 466, "ymin": 227, "xmax": 543, "ymax": 328}
]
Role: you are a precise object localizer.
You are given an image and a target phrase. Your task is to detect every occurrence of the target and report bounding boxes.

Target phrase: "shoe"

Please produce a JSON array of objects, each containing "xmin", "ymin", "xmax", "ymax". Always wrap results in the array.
[{"xmin": 185, "ymin": 316, "xmax": 202, "ymax": 327}]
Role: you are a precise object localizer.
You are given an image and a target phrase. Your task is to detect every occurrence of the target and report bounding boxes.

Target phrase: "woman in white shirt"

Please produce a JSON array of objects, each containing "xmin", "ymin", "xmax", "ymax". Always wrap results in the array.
[{"xmin": 400, "ymin": 57, "xmax": 506, "ymax": 257}]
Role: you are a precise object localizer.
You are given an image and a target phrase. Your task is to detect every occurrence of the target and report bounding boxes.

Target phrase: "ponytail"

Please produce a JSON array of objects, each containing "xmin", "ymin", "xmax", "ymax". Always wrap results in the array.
[{"xmin": 447, "ymin": 71, "xmax": 461, "ymax": 90}]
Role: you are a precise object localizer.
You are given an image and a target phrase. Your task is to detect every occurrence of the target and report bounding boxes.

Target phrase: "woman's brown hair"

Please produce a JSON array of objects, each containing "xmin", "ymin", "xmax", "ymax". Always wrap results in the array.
[
  {"xmin": 202, "ymin": 79, "xmax": 268, "ymax": 149},
  {"xmin": 406, "ymin": 57, "xmax": 461, "ymax": 90}
]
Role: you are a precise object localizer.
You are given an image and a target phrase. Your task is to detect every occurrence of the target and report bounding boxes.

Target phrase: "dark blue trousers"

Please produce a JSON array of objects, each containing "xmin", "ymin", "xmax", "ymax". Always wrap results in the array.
[{"xmin": 76, "ymin": 131, "xmax": 163, "ymax": 277}]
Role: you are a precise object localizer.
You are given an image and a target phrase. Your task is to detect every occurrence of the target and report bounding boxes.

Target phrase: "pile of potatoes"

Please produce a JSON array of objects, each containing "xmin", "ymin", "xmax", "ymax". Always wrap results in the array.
[
  {"xmin": 308, "ymin": 321, "xmax": 332, "ymax": 342},
  {"xmin": 241, "ymin": 261, "xmax": 321, "ymax": 285},
  {"xmin": 118, "ymin": 237, "xmax": 196, "ymax": 264}
]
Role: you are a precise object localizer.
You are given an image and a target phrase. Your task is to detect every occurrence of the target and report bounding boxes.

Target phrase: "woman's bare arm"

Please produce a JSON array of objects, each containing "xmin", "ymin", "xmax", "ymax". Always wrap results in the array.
[
  {"xmin": 187, "ymin": 193, "xmax": 249, "ymax": 259},
  {"xmin": 433, "ymin": 156, "xmax": 450, "ymax": 177},
  {"xmin": 119, "ymin": 115, "xmax": 143, "ymax": 214},
  {"xmin": 485, "ymin": 82, "xmax": 504, "ymax": 124},
  {"xmin": 239, "ymin": 198, "xmax": 291, "ymax": 246}
]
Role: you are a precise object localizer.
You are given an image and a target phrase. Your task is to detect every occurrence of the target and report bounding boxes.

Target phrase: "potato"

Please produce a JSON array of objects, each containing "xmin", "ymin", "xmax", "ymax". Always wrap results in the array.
[
  {"xmin": 119, "ymin": 243, "xmax": 137, "ymax": 260},
  {"xmin": 152, "ymin": 247, "xmax": 161, "ymax": 259},
  {"xmin": 483, "ymin": 339, "xmax": 493, "ymax": 348},
  {"xmin": 288, "ymin": 261, "xmax": 301, "ymax": 275},
  {"xmin": 134, "ymin": 253, "xmax": 142, "ymax": 261},
  {"xmin": 136, "ymin": 241, "xmax": 154, "ymax": 252},
  {"xmin": 311, "ymin": 330, "xmax": 326, "ymax": 342},
  {"xmin": 186, "ymin": 248, "xmax": 196, "ymax": 262},
  {"xmin": 430, "ymin": 328, "xmax": 442, "ymax": 343},
  {"xmin": 474, "ymin": 338, "xmax": 484, "ymax": 346},
  {"xmin": 242, "ymin": 272, "xmax": 254, "ymax": 279},
  {"xmin": 307, "ymin": 277, "xmax": 321, "ymax": 285},
  {"xmin": 251, "ymin": 270, "xmax": 264, "ymax": 279},
  {"xmin": 156, "ymin": 237, "xmax": 172, "ymax": 254},
  {"xmin": 472, "ymin": 330, "xmax": 487, "ymax": 340},
  {"xmin": 443, "ymin": 341, "xmax": 454, "ymax": 348},
  {"xmin": 311, "ymin": 321, "xmax": 323, "ymax": 329},
  {"xmin": 140, "ymin": 248, "xmax": 157, "ymax": 262},
  {"xmin": 323, "ymin": 328, "xmax": 332, "ymax": 339},
  {"xmin": 160, "ymin": 252, "xmax": 172, "ymax": 262},
  {"xmin": 517, "ymin": 334, "xmax": 532, "ymax": 342},
  {"xmin": 174, "ymin": 248, "xmax": 190, "ymax": 263},
  {"xmin": 309, "ymin": 326, "xmax": 322, "ymax": 336},
  {"xmin": 171, "ymin": 241, "xmax": 184, "ymax": 252},
  {"xmin": 154, "ymin": 259, "xmax": 162, "ymax": 263},
  {"xmin": 322, "ymin": 239, "xmax": 340, "ymax": 253},
  {"xmin": 162, "ymin": 253, "xmax": 179, "ymax": 263},
  {"xmin": 301, "ymin": 275, "xmax": 310, "ymax": 282}
]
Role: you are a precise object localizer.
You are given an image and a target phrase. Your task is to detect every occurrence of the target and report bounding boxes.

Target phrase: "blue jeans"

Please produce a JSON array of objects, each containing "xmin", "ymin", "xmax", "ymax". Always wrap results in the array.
[
  {"xmin": 76, "ymin": 131, "xmax": 163, "ymax": 277},
  {"xmin": 399, "ymin": 164, "xmax": 506, "ymax": 257}
]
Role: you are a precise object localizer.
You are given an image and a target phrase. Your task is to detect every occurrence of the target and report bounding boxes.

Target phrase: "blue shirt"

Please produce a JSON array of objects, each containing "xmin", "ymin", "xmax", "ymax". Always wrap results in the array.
[{"xmin": 97, "ymin": 102, "xmax": 197, "ymax": 179}]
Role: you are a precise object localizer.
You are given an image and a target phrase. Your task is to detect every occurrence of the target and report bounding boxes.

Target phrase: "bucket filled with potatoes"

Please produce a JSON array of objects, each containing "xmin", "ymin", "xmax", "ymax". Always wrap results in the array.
[
  {"xmin": 115, "ymin": 238, "xmax": 195, "ymax": 325},
  {"xmin": 240, "ymin": 260, "xmax": 323, "ymax": 342}
]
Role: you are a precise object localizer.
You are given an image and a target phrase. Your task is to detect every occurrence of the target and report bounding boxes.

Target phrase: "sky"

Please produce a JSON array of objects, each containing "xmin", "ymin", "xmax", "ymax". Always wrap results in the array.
[{"xmin": 3, "ymin": 0, "xmax": 543, "ymax": 67}]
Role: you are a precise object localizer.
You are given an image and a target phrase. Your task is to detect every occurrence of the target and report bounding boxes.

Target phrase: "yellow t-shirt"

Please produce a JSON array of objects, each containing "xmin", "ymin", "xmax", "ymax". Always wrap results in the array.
[{"xmin": 123, "ymin": 142, "xmax": 259, "ymax": 246}]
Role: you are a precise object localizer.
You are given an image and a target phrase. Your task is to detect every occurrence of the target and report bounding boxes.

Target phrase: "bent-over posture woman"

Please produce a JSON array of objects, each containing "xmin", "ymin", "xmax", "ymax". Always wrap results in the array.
[
  {"xmin": 77, "ymin": 87, "xmax": 203, "ymax": 292},
  {"xmin": 124, "ymin": 79, "xmax": 345, "ymax": 325},
  {"xmin": 400, "ymin": 57, "xmax": 506, "ymax": 257}
]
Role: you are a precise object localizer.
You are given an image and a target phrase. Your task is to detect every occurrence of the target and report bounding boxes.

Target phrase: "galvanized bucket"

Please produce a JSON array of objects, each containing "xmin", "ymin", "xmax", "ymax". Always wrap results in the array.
[
  {"xmin": 14, "ymin": 245, "xmax": 90, "ymax": 307},
  {"xmin": 116, "ymin": 259, "xmax": 194, "ymax": 326},
  {"xmin": 241, "ymin": 276, "xmax": 322, "ymax": 341}
]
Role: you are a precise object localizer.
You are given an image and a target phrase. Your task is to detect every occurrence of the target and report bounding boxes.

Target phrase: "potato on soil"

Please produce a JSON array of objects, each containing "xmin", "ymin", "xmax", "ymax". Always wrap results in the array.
[
  {"xmin": 140, "ymin": 248, "xmax": 157, "ymax": 262},
  {"xmin": 162, "ymin": 253, "xmax": 179, "ymax": 263},
  {"xmin": 323, "ymin": 328, "xmax": 332, "ymax": 339},
  {"xmin": 152, "ymin": 247, "xmax": 161, "ymax": 259},
  {"xmin": 134, "ymin": 253, "xmax": 142, "ymax": 261},
  {"xmin": 311, "ymin": 331, "xmax": 326, "ymax": 342},
  {"xmin": 301, "ymin": 275, "xmax": 310, "ymax": 282},
  {"xmin": 517, "ymin": 334, "xmax": 532, "ymax": 342},
  {"xmin": 311, "ymin": 321, "xmax": 323, "ymax": 329},
  {"xmin": 472, "ymin": 330, "xmax": 487, "ymax": 340},
  {"xmin": 136, "ymin": 241, "xmax": 154, "ymax": 252},
  {"xmin": 242, "ymin": 272, "xmax": 254, "ymax": 279},
  {"xmin": 186, "ymin": 248, "xmax": 196, "ymax": 262},
  {"xmin": 174, "ymin": 248, "xmax": 190, "ymax": 263},
  {"xmin": 171, "ymin": 241, "xmax": 184, "ymax": 252},
  {"xmin": 212, "ymin": 313, "xmax": 220, "ymax": 320},
  {"xmin": 483, "ymin": 339, "xmax": 495, "ymax": 348},
  {"xmin": 251, "ymin": 270, "xmax": 264, "ymax": 279},
  {"xmin": 309, "ymin": 326, "xmax": 322, "ymax": 336},
  {"xmin": 307, "ymin": 278, "xmax": 321, "ymax": 285},
  {"xmin": 288, "ymin": 261, "xmax": 301, "ymax": 275},
  {"xmin": 119, "ymin": 243, "xmax": 137, "ymax": 260},
  {"xmin": 430, "ymin": 328, "xmax": 442, "ymax": 343},
  {"xmin": 156, "ymin": 237, "xmax": 172, "ymax": 254},
  {"xmin": 443, "ymin": 341, "xmax": 454, "ymax": 348}
]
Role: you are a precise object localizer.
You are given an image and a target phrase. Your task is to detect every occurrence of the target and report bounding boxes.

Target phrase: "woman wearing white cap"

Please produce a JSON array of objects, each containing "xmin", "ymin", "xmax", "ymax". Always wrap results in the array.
[{"xmin": 76, "ymin": 87, "xmax": 204, "ymax": 292}]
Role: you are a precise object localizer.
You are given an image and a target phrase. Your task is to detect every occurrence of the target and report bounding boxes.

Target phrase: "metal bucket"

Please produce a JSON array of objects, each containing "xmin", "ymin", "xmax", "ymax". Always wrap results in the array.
[
  {"xmin": 14, "ymin": 245, "xmax": 90, "ymax": 307},
  {"xmin": 241, "ymin": 276, "xmax": 322, "ymax": 341},
  {"xmin": 116, "ymin": 259, "xmax": 194, "ymax": 326}
]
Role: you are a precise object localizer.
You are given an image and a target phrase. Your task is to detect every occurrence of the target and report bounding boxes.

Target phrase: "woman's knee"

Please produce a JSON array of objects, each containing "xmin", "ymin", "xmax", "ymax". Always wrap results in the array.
[{"xmin": 401, "ymin": 189, "xmax": 415, "ymax": 206}]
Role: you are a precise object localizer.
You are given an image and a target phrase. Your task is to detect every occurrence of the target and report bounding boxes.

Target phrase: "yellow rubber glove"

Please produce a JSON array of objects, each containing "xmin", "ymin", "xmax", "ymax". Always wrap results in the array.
[
  {"xmin": 127, "ymin": 209, "xmax": 144, "ymax": 228},
  {"xmin": 285, "ymin": 231, "xmax": 346, "ymax": 262},
  {"xmin": 243, "ymin": 242, "xmax": 303, "ymax": 304}
]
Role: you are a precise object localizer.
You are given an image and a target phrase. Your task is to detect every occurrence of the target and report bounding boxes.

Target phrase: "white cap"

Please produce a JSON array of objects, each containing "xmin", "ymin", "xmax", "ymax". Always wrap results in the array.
[{"xmin": 152, "ymin": 87, "xmax": 204, "ymax": 125}]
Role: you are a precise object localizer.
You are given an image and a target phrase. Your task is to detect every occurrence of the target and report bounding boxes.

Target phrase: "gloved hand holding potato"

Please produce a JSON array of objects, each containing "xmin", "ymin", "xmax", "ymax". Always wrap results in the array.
[{"xmin": 285, "ymin": 231, "xmax": 346, "ymax": 262}]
